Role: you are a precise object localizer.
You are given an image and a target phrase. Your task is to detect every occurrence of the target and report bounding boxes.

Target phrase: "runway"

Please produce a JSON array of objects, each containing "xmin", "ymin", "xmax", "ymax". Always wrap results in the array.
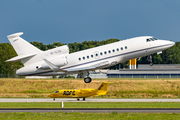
[
  {"xmin": 0, "ymin": 108, "xmax": 180, "ymax": 113},
  {"xmin": 0, "ymin": 98, "xmax": 180, "ymax": 102}
]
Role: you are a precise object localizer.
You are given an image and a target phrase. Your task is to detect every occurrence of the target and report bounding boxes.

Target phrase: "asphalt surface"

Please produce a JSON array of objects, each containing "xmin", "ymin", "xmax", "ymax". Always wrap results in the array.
[
  {"xmin": 0, "ymin": 98, "xmax": 180, "ymax": 102},
  {"xmin": 0, "ymin": 108, "xmax": 180, "ymax": 113}
]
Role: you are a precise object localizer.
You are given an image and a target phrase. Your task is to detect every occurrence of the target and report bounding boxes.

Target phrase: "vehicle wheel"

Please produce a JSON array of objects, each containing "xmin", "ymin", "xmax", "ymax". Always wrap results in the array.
[
  {"xmin": 84, "ymin": 77, "xmax": 92, "ymax": 83},
  {"xmin": 53, "ymin": 98, "xmax": 55, "ymax": 101},
  {"xmin": 83, "ymin": 98, "xmax": 85, "ymax": 101},
  {"xmin": 77, "ymin": 98, "xmax": 80, "ymax": 101},
  {"xmin": 149, "ymin": 62, "xmax": 153, "ymax": 66}
]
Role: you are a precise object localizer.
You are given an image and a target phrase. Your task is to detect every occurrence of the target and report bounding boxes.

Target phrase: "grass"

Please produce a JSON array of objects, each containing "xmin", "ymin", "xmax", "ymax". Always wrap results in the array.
[
  {"xmin": 1, "ymin": 102, "xmax": 180, "ymax": 108},
  {"xmin": 1, "ymin": 78, "xmax": 180, "ymax": 98},
  {"xmin": 0, "ymin": 112, "xmax": 180, "ymax": 120}
]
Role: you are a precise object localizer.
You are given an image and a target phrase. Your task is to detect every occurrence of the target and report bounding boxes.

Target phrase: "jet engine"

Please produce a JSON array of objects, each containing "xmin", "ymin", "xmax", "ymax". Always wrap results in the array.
[{"xmin": 40, "ymin": 55, "xmax": 68, "ymax": 69}]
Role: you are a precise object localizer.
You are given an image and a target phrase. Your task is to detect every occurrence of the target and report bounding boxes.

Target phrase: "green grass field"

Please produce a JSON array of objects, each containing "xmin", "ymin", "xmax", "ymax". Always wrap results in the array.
[
  {"xmin": 0, "ymin": 112, "xmax": 180, "ymax": 120},
  {"xmin": 0, "ymin": 102, "xmax": 180, "ymax": 108},
  {"xmin": 1, "ymin": 78, "xmax": 180, "ymax": 119},
  {"xmin": 1, "ymin": 78, "xmax": 180, "ymax": 98},
  {"xmin": 1, "ymin": 102, "xmax": 180, "ymax": 120}
]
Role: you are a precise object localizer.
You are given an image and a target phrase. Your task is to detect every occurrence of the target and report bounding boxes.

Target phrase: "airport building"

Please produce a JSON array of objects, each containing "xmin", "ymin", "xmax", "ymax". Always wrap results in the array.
[{"xmin": 106, "ymin": 64, "xmax": 180, "ymax": 78}]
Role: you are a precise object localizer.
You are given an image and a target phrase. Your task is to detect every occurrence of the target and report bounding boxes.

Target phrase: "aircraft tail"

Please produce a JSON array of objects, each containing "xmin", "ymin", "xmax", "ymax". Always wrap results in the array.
[
  {"xmin": 6, "ymin": 32, "xmax": 42, "ymax": 64},
  {"xmin": 95, "ymin": 82, "xmax": 109, "ymax": 96},
  {"xmin": 97, "ymin": 82, "xmax": 109, "ymax": 91},
  {"xmin": 7, "ymin": 32, "xmax": 41, "ymax": 56}
]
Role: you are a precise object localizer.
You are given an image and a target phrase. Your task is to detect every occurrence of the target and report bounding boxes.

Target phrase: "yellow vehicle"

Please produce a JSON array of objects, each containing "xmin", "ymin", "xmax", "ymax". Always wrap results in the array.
[{"xmin": 48, "ymin": 82, "xmax": 109, "ymax": 101}]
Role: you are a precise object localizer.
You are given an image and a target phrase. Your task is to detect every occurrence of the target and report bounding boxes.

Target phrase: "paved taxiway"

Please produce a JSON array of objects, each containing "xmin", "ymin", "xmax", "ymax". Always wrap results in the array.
[
  {"xmin": 0, "ymin": 98, "xmax": 180, "ymax": 102},
  {"xmin": 0, "ymin": 108, "xmax": 180, "ymax": 113}
]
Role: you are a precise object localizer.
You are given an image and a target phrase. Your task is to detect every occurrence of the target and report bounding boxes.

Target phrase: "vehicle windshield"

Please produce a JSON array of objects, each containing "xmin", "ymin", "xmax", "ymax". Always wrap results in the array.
[
  {"xmin": 146, "ymin": 37, "xmax": 158, "ymax": 42},
  {"xmin": 153, "ymin": 37, "xmax": 158, "ymax": 40},
  {"xmin": 54, "ymin": 91, "xmax": 59, "ymax": 93}
]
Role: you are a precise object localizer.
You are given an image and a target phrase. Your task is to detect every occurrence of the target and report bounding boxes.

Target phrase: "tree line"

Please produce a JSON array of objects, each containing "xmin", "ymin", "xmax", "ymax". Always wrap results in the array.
[{"xmin": 0, "ymin": 39, "xmax": 180, "ymax": 76}]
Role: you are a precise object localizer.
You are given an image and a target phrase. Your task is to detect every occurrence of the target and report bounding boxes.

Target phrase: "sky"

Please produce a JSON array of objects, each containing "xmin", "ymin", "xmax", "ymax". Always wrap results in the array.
[{"xmin": 0, "ymin": 0, "xmax": 180, "ymax": 45}]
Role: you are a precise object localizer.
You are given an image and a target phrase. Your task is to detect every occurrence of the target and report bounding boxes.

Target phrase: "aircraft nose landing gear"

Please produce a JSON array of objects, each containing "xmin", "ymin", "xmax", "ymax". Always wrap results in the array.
[{"xmin": 147, "ymin": 55, "xmax": 153, "ymax": 66}]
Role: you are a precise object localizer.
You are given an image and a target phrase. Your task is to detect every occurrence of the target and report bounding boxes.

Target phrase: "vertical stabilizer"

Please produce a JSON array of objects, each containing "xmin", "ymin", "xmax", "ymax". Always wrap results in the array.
[
  {"xmin": 95, "ymin": 82, "xmax": 109, "ymax": 96},
  {"xmin": 97, "ymin": 82, "xmax": 109, "ymax": 91},
  {"xmin": 7, "ymin": 32, "xmax": 41, "ymax": 56}
]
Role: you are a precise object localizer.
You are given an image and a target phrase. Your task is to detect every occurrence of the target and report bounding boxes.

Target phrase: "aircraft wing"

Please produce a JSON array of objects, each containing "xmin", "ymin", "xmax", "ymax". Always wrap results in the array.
[{"xmin": 65, "ymin": 61, "xmax": 109, "ymax": 72}]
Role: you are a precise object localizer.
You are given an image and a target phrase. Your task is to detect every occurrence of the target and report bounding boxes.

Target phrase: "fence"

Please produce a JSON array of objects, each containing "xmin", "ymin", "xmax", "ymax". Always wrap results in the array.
[{"xmin": 107, "ymin": 74, "xmax": 180, "ymax": 78}]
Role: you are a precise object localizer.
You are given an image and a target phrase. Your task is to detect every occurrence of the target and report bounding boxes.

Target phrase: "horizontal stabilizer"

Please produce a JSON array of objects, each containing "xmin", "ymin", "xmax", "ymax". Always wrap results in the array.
[{"xmin": 6, "ymin": 53, "xmax": 37, "ymax": 62}]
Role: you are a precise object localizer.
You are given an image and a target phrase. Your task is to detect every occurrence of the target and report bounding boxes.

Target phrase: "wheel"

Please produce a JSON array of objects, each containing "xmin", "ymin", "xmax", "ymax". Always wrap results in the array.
[
  {"xmin": 149, "ymin": 62, "xmax": 153, "ymax": 66},
  {"xmin": 53, "ymin": 98, "xmax": 55, "ymax": 101},
  {"xmin": 77, "ymin": 98, "xmax": 80, "ymax": 101},
  {"xmin": 84, "ymin": 77, "xmax": 92, "ymax": 83},
  {"xmin": 83, "ymin": 98, "xmax": 85, "ymax": 101}
]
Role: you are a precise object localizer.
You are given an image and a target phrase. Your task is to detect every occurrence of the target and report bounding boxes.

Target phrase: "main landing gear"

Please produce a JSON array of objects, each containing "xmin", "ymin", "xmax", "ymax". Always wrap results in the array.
[
  {"xmin": 77, "ymin": 98, "xmax": 86, "ymax": 101},
  {"xmin": 83, "ymin": 71, "xmax": 92, "ymax": 83},
  {"xmin": 147, "ymin": 55, "xmax": 153, "ymax": 66},
  {"xmin": 84, "ymin": 77, "xmax": 92, "ymax": 83}
]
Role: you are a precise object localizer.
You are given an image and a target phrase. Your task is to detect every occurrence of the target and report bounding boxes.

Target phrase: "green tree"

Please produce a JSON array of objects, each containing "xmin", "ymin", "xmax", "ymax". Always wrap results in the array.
[
  {"xmin": 0, "ymin": 43, "xmax": 23, "ymax": 75},
  {"xmin": 30, "ymin": 41, "xmax": 47, "ymax": 51}
]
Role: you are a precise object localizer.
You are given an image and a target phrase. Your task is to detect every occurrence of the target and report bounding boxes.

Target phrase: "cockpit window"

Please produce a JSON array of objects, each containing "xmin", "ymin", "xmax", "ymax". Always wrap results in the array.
[
  {"xmin": 150, "ymin": 38, "xmax": 154, "ymax": 41},
  {"xmin": 146, "ymin": 39, "xmax": 150, "ymax": 42},
  {"xmin": 54, "ymin": 91, "xmax": 59, "ymax": 93},
  {"xmin": 146, "ymin": 37, "xmax": 158, "ymax": 42},
  {"xmin": 153, "ymin": 37, "xmax": 158, "ymax": 40}
]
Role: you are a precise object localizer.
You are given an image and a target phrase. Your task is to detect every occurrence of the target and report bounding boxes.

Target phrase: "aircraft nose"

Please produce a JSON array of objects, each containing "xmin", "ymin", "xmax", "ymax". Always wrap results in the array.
[
  {"xmin": 162, "ymin": 40, "xmax": 175, "ymax": 48},
  {"xmin": 48, "ymin": 94, "xmax": 53, "ymax": 98},
  {"xmin": 170, "ymin": 41, "xmax": 175, "ymax": 46}
]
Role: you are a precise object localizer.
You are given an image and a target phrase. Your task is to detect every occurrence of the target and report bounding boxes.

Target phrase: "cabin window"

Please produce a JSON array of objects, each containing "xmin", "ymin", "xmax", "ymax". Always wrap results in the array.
[
  {"xmin": 96, "ymin": 53, "xmax": 98, "ymax": 56},
  {"xmin": 121, "ymin": 47, "xmax": 123, "ymax": 50},
  {"xmin": 91, "ymin": 55, "xmax": 93, "ymax": 58},
  {"xmin": 83, "ymin": 57, "xmax": 85, "ymax": 60},
  {"xmin": 54, "ymin": 91, "xmax": 59, "ymax": 93},
  {"xmin": 112, "ymin": 49, "xmax": 115, "ymax": 52},
  {"xmin": 87, "ymin": 56, "xmax": 89, "ymax": 59},
  {"xmin": 125, "ymin": 46, "xmax": 127, "ymax": 49},
  {"xmin": 146, "ymin": 39, "xmax": 150, "ymax": 42},
  {"xmin": 79, "ymin": 58, "xmax": 81, "ymax": 61},
  {"xmin": 100, "ymin": 52, "xmax": 103, "ymax": 55},
  {"xmin": 108, "ymin": 50, "xmax": 111, "ymax": 53},
  {"xmin": 104, "ymin": 51, "xmax": 107, "ymax": 54},
  {"xmin": 117, "ymin": 48, "xmax": 119, "ymax": 51}
]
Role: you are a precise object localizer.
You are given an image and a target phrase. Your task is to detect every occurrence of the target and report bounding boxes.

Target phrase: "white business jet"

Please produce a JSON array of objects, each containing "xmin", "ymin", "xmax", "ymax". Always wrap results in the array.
[{"xmin": 6, "ymin": 32, "xmax": 174, "ymax": 83}]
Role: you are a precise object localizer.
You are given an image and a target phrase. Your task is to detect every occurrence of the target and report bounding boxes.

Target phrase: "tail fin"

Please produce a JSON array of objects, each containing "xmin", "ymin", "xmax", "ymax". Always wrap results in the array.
[
  {"xmin": 95, "ymin": 82, "xmax": 109, "ymax": 96},
  {"xmin": 7, "ymin": 32, "xmax": 41, "ymax": 56},
  {"xmin": 97, "ymin": 82, "xmax": 109, "ymax": 91}
]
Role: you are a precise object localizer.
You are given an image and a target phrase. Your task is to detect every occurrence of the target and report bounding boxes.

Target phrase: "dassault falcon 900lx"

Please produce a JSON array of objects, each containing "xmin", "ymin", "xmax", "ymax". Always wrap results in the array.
[{"xmin": 6, "ymin": 32, "xmax": 175, "ymax": 83}]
